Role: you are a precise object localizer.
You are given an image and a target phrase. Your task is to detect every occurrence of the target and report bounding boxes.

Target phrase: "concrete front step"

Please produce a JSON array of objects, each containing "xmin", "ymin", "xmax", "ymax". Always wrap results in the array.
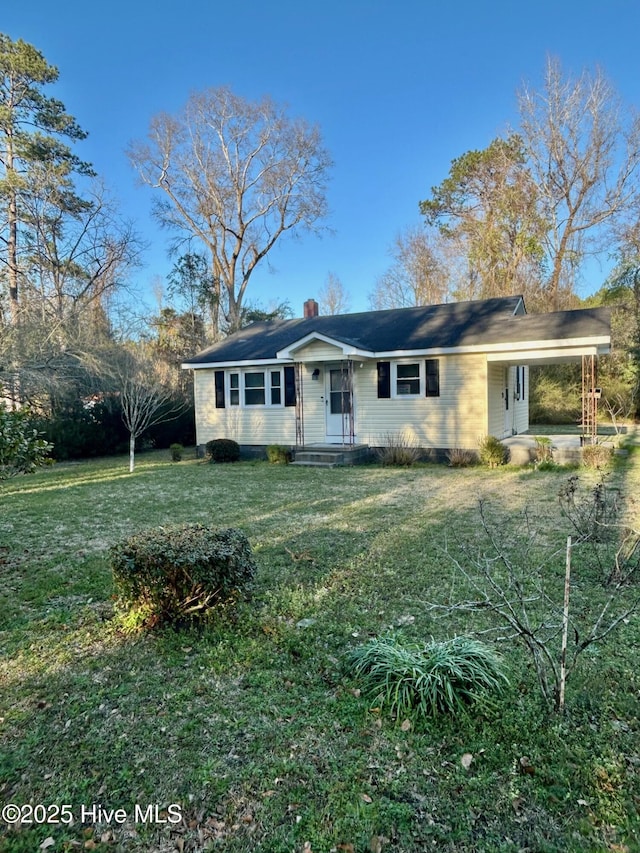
[{"xmin": 292, "ymin": 445, "xmax": 370, "ymax": 467}]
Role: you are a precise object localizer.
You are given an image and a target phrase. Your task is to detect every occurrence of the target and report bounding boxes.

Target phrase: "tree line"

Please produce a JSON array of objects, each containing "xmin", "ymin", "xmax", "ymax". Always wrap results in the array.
[{"xmin": 1, "ymin": 35, "xmax": 639, "ymax": 464}]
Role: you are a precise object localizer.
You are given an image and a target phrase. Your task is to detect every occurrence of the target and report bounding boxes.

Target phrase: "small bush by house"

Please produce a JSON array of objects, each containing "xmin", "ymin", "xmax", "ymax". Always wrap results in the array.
[
  {"xmin": 169, "ymin": 443, "xmax": 184, "ymax": 461},
  {"xmin": 582, "ymin": 443, "xmax": 614, "ymax": 469},
  {"xmin": 110, "ymin": 523, "xmax": 256, "ymax": 628},
  {"xmin": 478, "ymin": 434, "xmax": 509, "ymax": 467},
  {"xmin": 266, "ymin": 444, "xmax": 292, "ymax": 464},
  {"xmin": 206, "ymin": 438, "xmax": 240, "ymax": 463}
]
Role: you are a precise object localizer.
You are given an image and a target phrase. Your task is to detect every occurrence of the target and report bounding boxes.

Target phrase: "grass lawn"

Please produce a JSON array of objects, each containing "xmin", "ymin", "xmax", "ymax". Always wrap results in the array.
[{"xmin": 1, "ymin": 449, "xmax": 639, "ymax": 852}]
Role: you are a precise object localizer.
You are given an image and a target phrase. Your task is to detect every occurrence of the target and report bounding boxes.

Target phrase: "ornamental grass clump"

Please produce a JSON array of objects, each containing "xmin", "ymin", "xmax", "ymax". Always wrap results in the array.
[
  {"xmin": 110, "ymin": 523, "xmax": 256, "ymax": 629},
  {"xmin": 478, "ymin": 434, "xmax": 509, "ymax": 467},
  {"xmin": 349, "ymin": 634, "xmax": 509, "ymax": 720},
  {"xmin": 375, "ymin": 432, "xmax": 422, "ymax": 467}
]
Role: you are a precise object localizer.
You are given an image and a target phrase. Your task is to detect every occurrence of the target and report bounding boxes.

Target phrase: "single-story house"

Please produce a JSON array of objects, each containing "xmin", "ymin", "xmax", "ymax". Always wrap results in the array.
[{"xmin": 182, "ymin": 296, "xmax": 611, "ymax": 460}]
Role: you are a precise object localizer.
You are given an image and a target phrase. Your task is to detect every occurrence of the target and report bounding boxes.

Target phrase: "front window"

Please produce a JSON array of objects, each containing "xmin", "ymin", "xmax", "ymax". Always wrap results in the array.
[
  {"xmin": 396, "ymin": 363, "xmax": 420, "ymax": 395},
  {"xmin": 244, "ymin": 371, "xmax": 265, "ymax": 406},
  {"xmin": 270, "ymin": 371, "xmax": 282, "ymax": 405},
  {"xmin": 229, "ymin": 373, "xmax": 240, "ymax": 406},
  {"xmin": 225, "ymin": 369, "xmax": 285, "ymax": 407}
]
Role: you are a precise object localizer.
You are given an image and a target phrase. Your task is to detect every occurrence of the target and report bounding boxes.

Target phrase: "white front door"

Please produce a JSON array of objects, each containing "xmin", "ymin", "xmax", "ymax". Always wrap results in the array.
[{"xmin": 325, "ymin": 366, "xmax": 353, "ymax": 442}]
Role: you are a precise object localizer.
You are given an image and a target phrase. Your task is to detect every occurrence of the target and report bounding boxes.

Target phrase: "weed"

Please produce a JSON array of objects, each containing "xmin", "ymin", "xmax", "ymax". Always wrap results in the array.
[
  {"xmin": 446, "ymin": 447, "xmax": 477, "ymax": 467},
  {"xmin": 582, "ymin": 442, "xmax": 614, "ymax": 469},
  {"xmin": 375, "ymin": 432, "xmax": 421, "ymax": 466}
]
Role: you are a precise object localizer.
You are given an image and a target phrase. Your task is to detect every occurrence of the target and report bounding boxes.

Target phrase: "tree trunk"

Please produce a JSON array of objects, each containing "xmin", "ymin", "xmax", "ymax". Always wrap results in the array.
[
  {"xmin": 6, "ymin": 135, "xmax": 19, "ymax": 326},
  {"xmin": 129, "ymin": 432, "xmax": 136, "ymax": 473}
]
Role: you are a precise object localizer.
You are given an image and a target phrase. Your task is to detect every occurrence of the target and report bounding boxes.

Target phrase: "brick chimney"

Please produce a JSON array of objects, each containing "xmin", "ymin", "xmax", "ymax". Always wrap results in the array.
[{"xmin": 303, "ymin": 298, "xmax": 319, "ymax": 318}]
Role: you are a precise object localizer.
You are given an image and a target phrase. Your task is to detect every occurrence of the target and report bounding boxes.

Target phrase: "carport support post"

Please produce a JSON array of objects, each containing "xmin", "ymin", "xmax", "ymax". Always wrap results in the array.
[{"xmin": 581, "ymin": 355, "xmax": 598, "ymax": 445}]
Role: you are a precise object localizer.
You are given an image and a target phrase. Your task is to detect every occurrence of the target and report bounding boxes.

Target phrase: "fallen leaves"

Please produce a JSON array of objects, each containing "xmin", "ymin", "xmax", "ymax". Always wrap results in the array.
[
  {"xmin": 519, "ymin": 755, "xmax": 535, "ymax": 775},
  {"xmin": 460, "ymin": 752, "xmax": 473, "ymax": 770}
]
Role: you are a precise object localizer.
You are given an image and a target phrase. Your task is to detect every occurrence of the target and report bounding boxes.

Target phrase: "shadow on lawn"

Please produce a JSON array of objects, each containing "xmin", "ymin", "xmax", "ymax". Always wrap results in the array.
[{"xmin": 3, "ymin": 484, "xmax": 640, "ymax": 852}]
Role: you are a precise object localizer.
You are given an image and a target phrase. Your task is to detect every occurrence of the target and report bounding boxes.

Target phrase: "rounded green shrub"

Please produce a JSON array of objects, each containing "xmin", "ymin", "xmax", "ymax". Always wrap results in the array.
[
  {"xmin": 349, "ymin": 634, "xmax": 509, "ymax": 720},
  {"xmin": 110, "ymin": 523, "xmax": 256, "ymax": 628},
  {"xmin": 169, "ymin": 442, "xmax": 184, "ymax": 462},
  {"xmin": 0, "ymin": 404, "xmax": 53, "ymax": 478},
  {"xmin": 206, "ymin": 438, "xmax": 240, "ymax": 463},
  {"xmin": 266, "ymin": 444, "xmax": 292, "ymax": 464}
]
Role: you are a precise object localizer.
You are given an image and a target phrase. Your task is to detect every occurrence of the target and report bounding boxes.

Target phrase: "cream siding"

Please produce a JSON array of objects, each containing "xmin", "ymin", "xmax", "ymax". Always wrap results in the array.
[
  {"xmin": 356, "ymin": 354, "xmax": 488, "ymax": 449},
  {"xmin": 193, "ymin": 369, "xmax": 297, "ymax": 446},
  {"xmin": 193, "ymin": 354, "xmax": 526, "ymax": 450},
  {"xmin": 292, "ymin": 340, "xmax": 347, "ymax": 361}
]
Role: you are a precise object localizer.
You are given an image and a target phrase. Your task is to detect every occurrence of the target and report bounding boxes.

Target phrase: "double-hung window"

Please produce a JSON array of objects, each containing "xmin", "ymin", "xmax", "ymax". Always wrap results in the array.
[
  {"xmin": 225, "ymin": 369, "xmax": 286, "ymax": 407},
  {"xmin": 244, "ymin": 371, "xmax": 266, "ymax": 406},
  {"xmin": 270, "ymin": 371, "xmax": 282, "ymax": 405},
  {"xmin": 377, "ymin": 360, "xmax": 440, "ymax": 399},
  {"xmin": 396, "ymin": 363, "xmax": 421, "ymax": 396},
  {"xmin": 229, "ymin": 373, "xmax": 240, "ymax": 406}
]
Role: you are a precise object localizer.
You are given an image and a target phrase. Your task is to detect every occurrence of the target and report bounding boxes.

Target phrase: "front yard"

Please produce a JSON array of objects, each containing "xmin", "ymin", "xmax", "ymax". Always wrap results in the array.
[{"xmin": 1, "ymin": 451, "xmax": 639, "ymax": 852}]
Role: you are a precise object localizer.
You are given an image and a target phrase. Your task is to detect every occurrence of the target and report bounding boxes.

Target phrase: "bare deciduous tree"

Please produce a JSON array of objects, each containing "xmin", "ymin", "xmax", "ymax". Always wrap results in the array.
[
  {"xmin": 128, "ymin": 87, "xmax": 332, "ymax": 333},
  {"xmin": 22, "ymin": 178, "xmax": 142, "ymax": 332},
  {"xmin": 318, "ymin": 271, "xmax": 351, "ymax": 315},
  {"xmin": 111, "ymin": 348, "xmax": 186, "ymax": 473},
  {"xmin": 519, "ymin": 57, "xmax": 640, "ymax": 309},
  {"xmin": 369, "ymin": 225, "xmax": 450, "ymax": 310},
  {"xmin": 429, "ymin": 491, "xmax": 640, "ymax": 713}
]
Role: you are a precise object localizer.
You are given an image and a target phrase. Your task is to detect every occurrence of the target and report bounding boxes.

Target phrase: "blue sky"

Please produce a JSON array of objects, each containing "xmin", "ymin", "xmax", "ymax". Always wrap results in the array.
[{"xmin": 4, "ymin": 1, "xmax": 640, "ymax": 316}]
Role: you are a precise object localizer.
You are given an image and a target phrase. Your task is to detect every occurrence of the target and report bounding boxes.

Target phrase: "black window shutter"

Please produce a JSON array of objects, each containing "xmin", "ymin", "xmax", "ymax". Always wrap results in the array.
[
  {"xmin": 214, "ymin": 370, "xmax": 225, "ymax": 408},
  {"xmin": 425, "ymin": 359, "xmax": 440, "ymax": 397},
  {"xmin": 284, "ymin": 365, "xmax": 296, "ymax": 407},
  {"xmin": 377, "ymin": 361, "xmax": 391, "ymax": 398}
]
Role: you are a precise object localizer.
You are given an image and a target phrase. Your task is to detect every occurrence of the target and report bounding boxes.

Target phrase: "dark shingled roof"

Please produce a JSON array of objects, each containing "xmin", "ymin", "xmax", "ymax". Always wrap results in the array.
[{"xmin": 183, "ymin": 297, "xmax": 611, "ymax": 366}]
